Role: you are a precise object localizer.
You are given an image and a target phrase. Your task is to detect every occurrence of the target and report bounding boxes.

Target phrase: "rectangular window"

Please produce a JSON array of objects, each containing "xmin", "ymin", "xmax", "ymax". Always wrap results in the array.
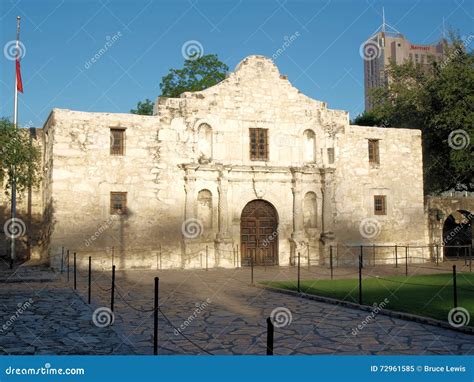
[
  {"xmin": 374, "ymin": 195, "xmax": 386, "ymax": 215},
  {"xmin": 327, "ymin": 148, "xmax": 335, "ymax": 164},
  {"xmin": 110, "ymin": 128, "xmax": 125, "ymax": 156},
  {"xmin": 368, "ymin": 139, "xmax": 380, "ymax": 165},
  {"xmin": 110, "ymin": 192, "xmax": 127, "ymax": 215},
  {"xmin": 249, "ymin": 128, "xmax": 268, "ymax": 161}
]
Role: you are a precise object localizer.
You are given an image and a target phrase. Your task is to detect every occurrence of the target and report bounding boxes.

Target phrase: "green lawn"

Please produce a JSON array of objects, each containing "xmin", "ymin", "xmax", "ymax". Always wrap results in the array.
[{"xmin": 261, "ymin": 273, "xmax": 474, "ymax": 326}]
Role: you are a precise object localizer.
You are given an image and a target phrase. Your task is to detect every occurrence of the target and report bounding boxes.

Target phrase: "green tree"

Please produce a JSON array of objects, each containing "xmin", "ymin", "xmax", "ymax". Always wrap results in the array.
[
  {"xmin": 351, "ymin": 110, "xmax": 385, "ymax": 126},
  {"xmin": 159, "ymin": 54, "xmax": 229, "ymax": 98},
  {"xmin": 370, "ymin": 36, "xmax": 473, "ymax": 194},
  {"xmin": 130, "ymin": 98, "xmax": 154, "ymax": 115},
  {"xmin": 0, "ymin": 118, "xmax": 41, "ymax": 196}
]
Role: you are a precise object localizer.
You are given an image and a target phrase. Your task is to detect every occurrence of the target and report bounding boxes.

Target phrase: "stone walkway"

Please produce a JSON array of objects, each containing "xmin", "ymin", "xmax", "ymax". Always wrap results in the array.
[
  {"xmin": 0, "ymin": 263, "xmax": 472, "ymax": 355},
  {"xmin": 73, "ymin": 266, "xmax": 473, "ymax": 355},
  {"xmin": 0, "ymin": 266, "xmax": 132, "ymax": 355}
]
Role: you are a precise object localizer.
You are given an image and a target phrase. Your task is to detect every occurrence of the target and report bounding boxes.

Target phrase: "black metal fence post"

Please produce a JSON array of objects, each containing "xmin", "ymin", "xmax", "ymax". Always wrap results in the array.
[
  {"xmin": 73, "ymin": 252, "xmax": 77, "ymax": 290},
  {"xmin": 395, "ymin": 245, "xmax": 398, "ymax": 268},
  {"xmin": 453, "ymin": 265, "xmax": 458, "ymax": 309},
  {"xmin": 307, "ymin": 246, "xmax": 310, "ymax": 270},
  {"xmin": 88, "ymin": 256, "xmax": 92, "ymax": 304},
  {"xmin": 154, "ymin": 276, "xmax": 159, "ymax": 355},
  {"xmin": 297, "ymin": 251, "xmax": 301, "ymax": 293},
  {"xmin": 111, "ymin": 265, "xmax": 116, "ymax": 312},
  {"xmin": 61, "ymin": 247, "xmax": 64, "ymax": 274},
  {"xmin": 250, "ymin": 254, "xmax": 254, "ymax": 285},
  {"xmin": 266, "ymin": 317, "xmax": 274, "ymax": 355},
  {"xmin": 469, "ymin": 244, "xmax": 472, "ymax": 272},
  {"xmin": 405, "ymin": 246, "xmax": 408, "ymax": 276},
  {"xmin": 359, "ymin": 246, "xmax": 363, "ymax": 305},
  {"xmin": 330, "ymin": 245, "xmax": 334, "ymax": 280},
  {"xmin": 436, "ymin": 244, "xmax": 439, "ymax": 266},
  {"xmin": 67, "ymin": 250, "xmax": 70, "ymax": 283}
]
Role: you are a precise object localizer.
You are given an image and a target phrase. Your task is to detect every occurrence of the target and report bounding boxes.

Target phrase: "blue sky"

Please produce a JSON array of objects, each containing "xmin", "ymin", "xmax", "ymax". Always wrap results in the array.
[{"xmin": 0, "ymin": 0, "xmax": 472, "ymax": 127}]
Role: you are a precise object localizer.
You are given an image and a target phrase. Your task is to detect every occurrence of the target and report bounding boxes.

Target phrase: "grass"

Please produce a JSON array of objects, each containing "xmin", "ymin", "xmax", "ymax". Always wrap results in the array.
[{"xmin": 261, "ymin": 273, "xmax": 474, "ymax": 326}]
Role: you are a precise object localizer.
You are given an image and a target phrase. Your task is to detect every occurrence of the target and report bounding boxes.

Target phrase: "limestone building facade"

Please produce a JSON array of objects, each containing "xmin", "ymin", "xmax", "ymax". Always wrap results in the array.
[{"xmin": 11, "ymin": 55, "xmax": 428, "ymax": 269}]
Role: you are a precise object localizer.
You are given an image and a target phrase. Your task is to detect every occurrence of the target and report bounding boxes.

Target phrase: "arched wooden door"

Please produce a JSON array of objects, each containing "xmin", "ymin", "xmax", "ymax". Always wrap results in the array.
[{"xmin": 241, "ymin": 200, "xmax": 278, "ymax": 266}]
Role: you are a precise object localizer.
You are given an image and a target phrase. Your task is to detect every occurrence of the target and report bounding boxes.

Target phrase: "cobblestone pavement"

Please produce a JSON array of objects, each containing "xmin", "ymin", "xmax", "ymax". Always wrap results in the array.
[
  {"xmin": 0, "ymin": 262, "xmax": 472, "ymax": 355},
  {"xmin": 71, "ymin": 265, "xmax": 473, "ymax": 355},
  {"xmin": 0, "ymin": 266, "xmax": 133, "ymax": 355}
]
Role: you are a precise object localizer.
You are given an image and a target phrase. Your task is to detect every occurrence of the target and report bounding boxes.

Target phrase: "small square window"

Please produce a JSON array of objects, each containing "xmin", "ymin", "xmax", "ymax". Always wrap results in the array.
[
  {"xmin": 374, "ymin": 195, "xmax": 386, "ymax": 215},
  {"xmin": 249, "ymin": 128, "xmax": 268, "ymax": 161},
  {"xmin": 110, "ymin": 192, "xmax": 127, "ymax": 215},
  {"xmin": 368, "ymin": 139, "xmax": 380, "ymax": 165},
  {"xmin": 110, "ymin": 128, "xmax": 125, "ymax": 156}
]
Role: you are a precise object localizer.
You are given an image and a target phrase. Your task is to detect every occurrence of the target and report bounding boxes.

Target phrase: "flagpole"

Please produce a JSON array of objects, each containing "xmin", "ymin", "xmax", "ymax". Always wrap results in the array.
[
  {"xmin": 13, "ymin": 16, "xmax": 20, "ymax": 126},
  {"xmin": 10, "ymin": 15, "xmax": 20, "ymax": 269}
]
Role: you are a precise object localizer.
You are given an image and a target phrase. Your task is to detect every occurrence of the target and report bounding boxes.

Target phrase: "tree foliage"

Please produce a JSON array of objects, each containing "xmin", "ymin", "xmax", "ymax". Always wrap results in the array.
[
  {"xmin": 369, "ymin": 35, "xmax": 473, "ymax": 194},
  {"xmin": 159, "ymin": 54, "xmax": 229, "ymax": 98},
  {"xmin": 0, "ymin": 118, "xmax": 41, "ymax": 196},
  {"xmin": 351, "ymin": 110, "xmax": 385, "ymax": 126},
  {"xmin": 130, "ymin": 98, "xmax": 154, "ymax": 115}
]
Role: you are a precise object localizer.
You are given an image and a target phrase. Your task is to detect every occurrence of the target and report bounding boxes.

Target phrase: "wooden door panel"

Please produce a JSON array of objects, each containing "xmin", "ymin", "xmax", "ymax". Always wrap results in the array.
[{"xmin": 241, "ymin": 200, "xmax": 278, "ymax": 266}]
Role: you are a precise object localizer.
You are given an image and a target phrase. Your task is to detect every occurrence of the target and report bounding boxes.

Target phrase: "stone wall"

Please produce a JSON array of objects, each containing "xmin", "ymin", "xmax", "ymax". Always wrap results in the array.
[{"xmin": 35, "ymin": 55, "xmax": 427, "ymax": 269}]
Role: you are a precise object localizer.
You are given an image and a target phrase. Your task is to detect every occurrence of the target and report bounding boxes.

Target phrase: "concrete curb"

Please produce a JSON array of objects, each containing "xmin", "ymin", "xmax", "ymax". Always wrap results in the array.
[{"xmin": 255, "ymin": 284, "xmax": 474, "ymax": 335}]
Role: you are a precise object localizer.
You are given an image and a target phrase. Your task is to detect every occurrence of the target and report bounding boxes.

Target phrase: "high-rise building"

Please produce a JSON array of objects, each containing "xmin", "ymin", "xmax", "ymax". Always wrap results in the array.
[{"xmin": 362, "ymin": 13, "xmax": 446, "ymax": 111}]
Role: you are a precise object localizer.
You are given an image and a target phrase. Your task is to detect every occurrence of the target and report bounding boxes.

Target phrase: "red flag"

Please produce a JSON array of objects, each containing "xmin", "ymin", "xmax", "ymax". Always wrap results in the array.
[{"xmin": 16, "ymin": 58, "xmax": 23, "ymax": 93}]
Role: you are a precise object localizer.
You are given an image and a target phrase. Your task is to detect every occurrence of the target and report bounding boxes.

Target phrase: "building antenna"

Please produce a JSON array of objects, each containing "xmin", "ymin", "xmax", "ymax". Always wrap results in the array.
[
  {"xmin": 369, "ymin": 7, "xmax": 400, "ymax": 38},
  {"xmin": 382, "ymin": 7, "xmax": 386, "ymax": 33}
]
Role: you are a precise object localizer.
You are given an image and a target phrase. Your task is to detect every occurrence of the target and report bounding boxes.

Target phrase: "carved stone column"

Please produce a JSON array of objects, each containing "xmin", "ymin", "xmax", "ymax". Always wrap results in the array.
[
  {"xmin": 290, "ymin": 168, "xmax": 307, "ymax": 265},
  {"xmin": 215, "ymin": 169, "xmax": 233, "ymax": 267},
  {"xmin": 319, "ymin": 168, "xmax": 336, "ymax": 265},
  {"xmin": 291, "ymin": 170, "xmax": 305, "ymax": 240},
  {"xmin": 184, "ymin": 173, "xmax": 196, "ymax": 223},
  {"xmin": 321, "ymin": 168, "xmax": 335, "ymax": 238}
]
